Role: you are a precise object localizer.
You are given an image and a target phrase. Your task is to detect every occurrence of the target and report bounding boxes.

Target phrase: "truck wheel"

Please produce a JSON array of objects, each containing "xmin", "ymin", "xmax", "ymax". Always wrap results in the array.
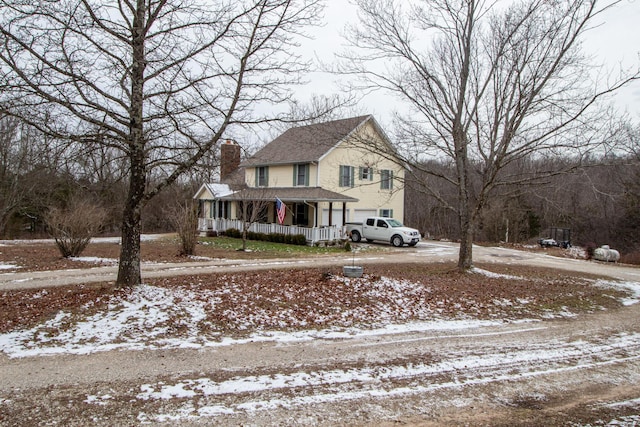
[
  {"xmin": 391, "ymin": 235, "xmax": 404, "ymax": 247},
  {"xmin": 350, "ymin": 230, "xmax": 361, "ymax": 242}
]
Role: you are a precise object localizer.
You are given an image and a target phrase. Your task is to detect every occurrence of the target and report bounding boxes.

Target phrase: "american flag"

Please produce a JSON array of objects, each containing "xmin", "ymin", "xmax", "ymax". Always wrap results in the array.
[{"xmin": 276, "ymin": 197, "xmax": 286, "ymax": 224}]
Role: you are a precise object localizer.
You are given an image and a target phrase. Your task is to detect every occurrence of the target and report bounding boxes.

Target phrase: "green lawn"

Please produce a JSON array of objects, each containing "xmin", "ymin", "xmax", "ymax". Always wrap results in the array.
[{"xmin": 198, "ymin": 236, "xmax": 359, "ymax": 256}]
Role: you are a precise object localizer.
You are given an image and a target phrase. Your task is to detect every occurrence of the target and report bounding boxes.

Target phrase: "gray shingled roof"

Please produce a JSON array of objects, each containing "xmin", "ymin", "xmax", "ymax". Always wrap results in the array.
[
  {"xmin": 241, "ymin": 115, "xmax": 372, "ymax": 167},
  {"xmin": 220, "ymin": 187, "xmax": 358, "ymax": 203}
]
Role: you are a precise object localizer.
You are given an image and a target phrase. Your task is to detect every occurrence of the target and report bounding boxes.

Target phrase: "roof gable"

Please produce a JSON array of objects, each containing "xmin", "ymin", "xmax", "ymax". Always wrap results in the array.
[
  {"xmin": 193, "ymin": 183, "xmax": 234, "ymax": 200},
  {"xmin": 241, "ymin": 115, "xmax": 372, "ymax": 167}
]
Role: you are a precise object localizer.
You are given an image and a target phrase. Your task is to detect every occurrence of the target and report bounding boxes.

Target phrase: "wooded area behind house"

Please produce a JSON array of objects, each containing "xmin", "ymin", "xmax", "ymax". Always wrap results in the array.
[
  {"xmin": 405, "ymin": 148, "xmax": 640, "ymax": 258},
  {"xmin": 2, "ymin": 113, "xmax": 639, "ymax": 261}
]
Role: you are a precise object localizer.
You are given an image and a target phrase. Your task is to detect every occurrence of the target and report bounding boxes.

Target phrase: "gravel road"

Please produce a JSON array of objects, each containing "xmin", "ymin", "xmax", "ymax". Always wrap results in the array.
[
  {"xmin": 1, "ymin": 241, "xmax": 640, "ymax": 426},
  {"xmin": 3, "ymin": 241, "xmax": 638, "ymax": 290}
]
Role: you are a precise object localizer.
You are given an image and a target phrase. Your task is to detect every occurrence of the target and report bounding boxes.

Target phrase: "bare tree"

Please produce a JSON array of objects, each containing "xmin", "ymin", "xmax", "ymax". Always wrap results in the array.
[
  {"xmin": 340, "ymin": 0, "xmax": 639, "ymax": 270},
  {"xmin": 233, "ymin": 187, "xmax": 278, "ymax": 251},
  {"xmin": 0, "ymin": 0, "xmax": 326, "ymax": 286}
]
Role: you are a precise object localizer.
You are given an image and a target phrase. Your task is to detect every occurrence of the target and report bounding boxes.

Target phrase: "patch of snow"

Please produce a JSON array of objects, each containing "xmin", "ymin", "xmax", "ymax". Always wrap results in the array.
[
  {"xmin": 541, "ymin": 306, "xmax": 577, "ymax": 319},
  {"xmin": 84, "ymin": 394, "xmax": 112, "ymax": 406},
  {"xmin": 601, "ymin": 397, "xmax": 640, "ymax": 409},
  {"xmin": 70, "ymin": 256, "xmax": 118, "ymax": 265},
  {"xmin": 493, "ymin": 298, "xmax": 514, "ymax": 307},
  {"xmin": 594, "ymin": 415, "xmax": 640, "ymax": 426},
  {"xmin": 472, "ymin": 268, "xmax": 523, "ymax": 280},
  {"xmin": 594, "ymin": 279, "xmax": 640, "ymax": 306},
  {"xmin": 0, "ymin": 262, "xmax": 20, "ymax": 270},
  {"xmin": 188, "ymin": 255, "xmax": 215, "ymax": 261},
  {"xmin": 0, "ymin": 285, "xmax": 219, "ymax": 358}
]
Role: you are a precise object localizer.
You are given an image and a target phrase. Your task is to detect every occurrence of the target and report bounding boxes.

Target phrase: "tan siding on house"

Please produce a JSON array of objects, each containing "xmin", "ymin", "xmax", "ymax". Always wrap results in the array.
[
  {"xmin": 317, "ymin": 121, "xmax": 405, "ymax": 225},
  {"xmin": 244, "ymin": 163, "xmax": 318, "ymax": 188}
]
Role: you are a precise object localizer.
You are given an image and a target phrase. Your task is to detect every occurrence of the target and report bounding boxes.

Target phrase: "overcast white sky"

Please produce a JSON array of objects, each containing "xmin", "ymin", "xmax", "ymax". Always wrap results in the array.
[{"xmin": 297, "ymin": 0, "xmax": 640, "ymax": 128}]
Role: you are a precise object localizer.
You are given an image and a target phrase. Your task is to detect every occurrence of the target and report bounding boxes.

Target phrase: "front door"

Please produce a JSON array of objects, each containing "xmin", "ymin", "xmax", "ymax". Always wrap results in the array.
[{"xmin": 294, "ymin": 203, "xmax": 308, "ymax": 226}]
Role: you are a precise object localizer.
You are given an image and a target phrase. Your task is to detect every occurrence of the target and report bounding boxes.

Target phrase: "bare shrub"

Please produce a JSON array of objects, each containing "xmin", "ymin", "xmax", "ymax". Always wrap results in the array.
[
  {"xmin": 45, "ymin": 199, "xmax": 108, "ymax": 258},
  {"xmin": 166, "ymin": 202, "xmax": 199, "ymax": 256}
]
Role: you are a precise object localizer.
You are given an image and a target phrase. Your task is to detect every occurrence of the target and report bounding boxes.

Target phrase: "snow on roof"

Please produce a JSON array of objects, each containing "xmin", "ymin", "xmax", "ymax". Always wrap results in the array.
[
  {"xmin": 193, "ymin": 183, "xmax": 235, "ymax": 200},
  {"xmin": 206, "ymin": 183, "xmax": 234, "ymax": 198}
]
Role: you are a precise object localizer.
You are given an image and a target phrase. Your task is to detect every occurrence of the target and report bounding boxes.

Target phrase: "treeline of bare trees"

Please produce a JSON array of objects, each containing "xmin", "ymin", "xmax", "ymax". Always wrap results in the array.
[
  {"xmin": 405, "ymin": 147, "xmax": 640, "ymax": 256},
  {"xmin": 339, "ymin": 0, "xmax": 639, "ymax": 271},
  {"xmin": 0, "ymin": 115, "xmax": 203, "ymax": 239}
]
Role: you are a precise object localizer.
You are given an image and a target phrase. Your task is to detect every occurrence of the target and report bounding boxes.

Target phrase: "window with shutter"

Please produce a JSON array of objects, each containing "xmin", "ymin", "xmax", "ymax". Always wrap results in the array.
[
  {"xmin": 293, "ymin": 164, "xmax": 310, "ymax": 186},
  {"xmin": 360, "ymin": 166, "xmax": 373, "ymax": 181},
  {"xmin": 339, "ymin": 165, "xmax": 354, "ymax": 188},
  {"xmin": 380, "ymin": 169, "xmax": 393, "ymax": 190},
  {"xmin": 255, "ymin": 166, "xmax": 268, "ymax": 187}
]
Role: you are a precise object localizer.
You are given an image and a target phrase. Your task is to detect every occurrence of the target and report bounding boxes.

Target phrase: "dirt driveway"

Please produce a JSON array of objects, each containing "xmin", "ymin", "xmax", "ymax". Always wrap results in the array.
[
  {"xmin": 1, "ymin": 241, "xmax": 640, "ymax": 426},
  {"xmin": 3, "ymin": 240, "xmax": 638, "ymax": 290}
]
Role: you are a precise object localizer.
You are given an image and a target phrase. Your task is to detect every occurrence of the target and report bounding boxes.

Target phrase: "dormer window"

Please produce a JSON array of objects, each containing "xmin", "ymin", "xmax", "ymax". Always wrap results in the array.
[
  {"xmin": 256, "ymin": 166, "xmax": 269, "ymax": 187},
  {"xmin": 293, "ymin": 163, "xmax": 309, "ymax": 187}
]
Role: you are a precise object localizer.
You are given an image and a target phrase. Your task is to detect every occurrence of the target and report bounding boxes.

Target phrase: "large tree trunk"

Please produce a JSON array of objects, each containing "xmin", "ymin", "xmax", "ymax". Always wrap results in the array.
[
  {"xmin": 116, "ymin": 0, "xmax": 146, "ymax": 288},
  {"xmin": 458, "ymin": 206, "xmax": 474, "ymax": 271},
  {"xmin": 117, "ymin": 198, "xmax": 142, "ymax": 287},
  {"xmin": 456, "ymin": 154, "xmax": 474, "ymax": 271},
  {"xmin": 116, "ymin": 146, "xmax": 146, "ymax": 287}
]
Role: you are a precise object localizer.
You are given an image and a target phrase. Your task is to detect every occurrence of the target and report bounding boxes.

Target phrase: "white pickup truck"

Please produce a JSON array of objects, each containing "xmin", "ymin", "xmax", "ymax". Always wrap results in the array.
[{"xmin": 346, "ymin": 217, "xmax": 421, "ymax": 247}]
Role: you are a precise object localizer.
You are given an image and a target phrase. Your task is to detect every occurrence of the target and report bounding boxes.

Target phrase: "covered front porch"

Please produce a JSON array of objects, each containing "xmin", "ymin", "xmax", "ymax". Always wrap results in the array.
[
  {"xmin": 196, "ymin": 186, "xmax": 358, "ymax": 245},
  {"xmin": 198, "ymin": 218, "xmax": 347, "ymax": 244}
]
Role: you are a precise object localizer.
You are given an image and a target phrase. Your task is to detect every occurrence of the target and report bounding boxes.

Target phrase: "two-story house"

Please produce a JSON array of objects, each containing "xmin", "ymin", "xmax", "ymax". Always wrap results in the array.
[{"xmin": 194, "ymin": 115, "xmax": 406, "ymax": 242}]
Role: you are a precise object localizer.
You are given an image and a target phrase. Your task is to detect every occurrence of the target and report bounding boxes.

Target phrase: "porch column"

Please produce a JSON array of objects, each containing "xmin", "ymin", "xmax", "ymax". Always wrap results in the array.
[
  {"xmin": 342, "ymin": 203, "xmax": 347, "ymax": 225},
  {"xmin": 314, "ymin": 202, "xmax": 318, "ymax": 227}
]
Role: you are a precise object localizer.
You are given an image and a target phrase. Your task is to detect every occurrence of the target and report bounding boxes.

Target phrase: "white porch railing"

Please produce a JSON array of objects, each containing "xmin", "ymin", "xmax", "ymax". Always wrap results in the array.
[{"xmin": 198, "ymin": 218, "xmax": 346, "ymax": 244}]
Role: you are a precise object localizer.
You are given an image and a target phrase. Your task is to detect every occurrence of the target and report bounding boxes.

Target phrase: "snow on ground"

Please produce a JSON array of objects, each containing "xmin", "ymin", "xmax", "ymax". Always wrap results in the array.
[
  {"xmin": 70, "ymin": 256, "xmax": 119, "ymax": 266},
  {"xmin": 188, "ymin": 255, "xmax": 216, "ymax": 261},
  {"xmin": 595, "ymin": 279, "xmax": 640, "ymax": 306},
  {"xmin": 0, "ymin": 262, "xmax": 19, "ymax": 270},
  {"xmin": 127, "ymin": 331, "xmax": 640, "ymax": 423},
  {"xmin": 2, "ymin": 272, "xmax": 639, "ymax": 359},
  {"xmin": 472, "ymin": 267, "xmax": 523, "ymax": 280},
  {"xmin": 0, "ymin": 280, "xmax": 506, "ymax": 358},
  {"xmin": 3, "ymin": 263, "xmax": 640, "ymax": 425},
  {"xmin": 136, "ymin": 332, "xmax": 640, "ymax": 402},
  {"xmin": 602, "ymin": 397, "xmax": 640, "ymax": 409}
]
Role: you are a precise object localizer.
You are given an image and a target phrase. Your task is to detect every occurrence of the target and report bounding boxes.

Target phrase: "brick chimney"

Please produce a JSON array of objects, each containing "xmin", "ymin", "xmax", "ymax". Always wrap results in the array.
[{"xmin": 220, "ymin": 139, "xmax": 241, "ymax": 181}]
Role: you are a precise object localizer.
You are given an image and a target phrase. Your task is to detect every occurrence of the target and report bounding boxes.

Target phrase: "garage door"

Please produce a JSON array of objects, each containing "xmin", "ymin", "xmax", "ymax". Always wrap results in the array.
[
  {"xmin": 353, "ymin": 209, "xmax": 376, "ymax": 223},
  {"xmin": 322, "ymin": 209, "xmax": 348, "ymax": 227}
]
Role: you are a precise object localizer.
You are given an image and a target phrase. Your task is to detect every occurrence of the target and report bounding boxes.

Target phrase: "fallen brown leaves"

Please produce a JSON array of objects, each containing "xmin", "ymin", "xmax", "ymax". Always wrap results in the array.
[
  {"xmin": 0, "ymin": 238, "xmax": 287, "ymax": 273},
  {"xmin": 0, "ymin": 261, "xmax": 627, "ymax": 336}
]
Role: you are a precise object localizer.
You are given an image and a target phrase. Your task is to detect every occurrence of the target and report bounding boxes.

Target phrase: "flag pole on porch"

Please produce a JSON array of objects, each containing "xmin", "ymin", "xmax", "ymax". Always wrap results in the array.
[{"xmin": 276, "ymin": 197, "xmax": 286, "ymax": 225}]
